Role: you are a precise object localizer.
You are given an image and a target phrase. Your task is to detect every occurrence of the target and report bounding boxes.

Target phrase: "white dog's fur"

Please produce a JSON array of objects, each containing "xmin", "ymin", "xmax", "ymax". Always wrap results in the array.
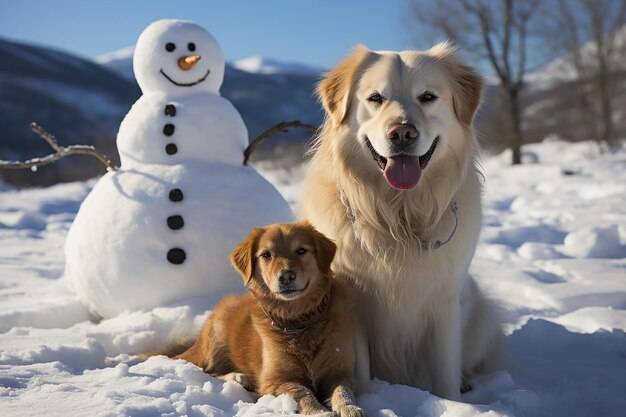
[{"xmin": 297, "ymin": 43, "xmax": 503, "ymax": 399}]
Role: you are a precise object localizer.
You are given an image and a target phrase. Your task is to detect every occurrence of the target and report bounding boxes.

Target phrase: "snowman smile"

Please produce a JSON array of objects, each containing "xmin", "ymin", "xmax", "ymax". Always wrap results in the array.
[{"xmin": 159, "ymin": 68, "xmax": 211, "ymax": 87}]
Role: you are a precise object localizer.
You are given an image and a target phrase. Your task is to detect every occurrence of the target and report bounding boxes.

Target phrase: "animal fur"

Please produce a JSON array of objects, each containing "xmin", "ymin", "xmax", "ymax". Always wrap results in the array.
[
  {"xmin": 298, "ymin": 43, "xmax": 503, "ymax": 399},
  {"xmin": 177, "ymin": 222, "xmax": 366, "ymax": 417}
]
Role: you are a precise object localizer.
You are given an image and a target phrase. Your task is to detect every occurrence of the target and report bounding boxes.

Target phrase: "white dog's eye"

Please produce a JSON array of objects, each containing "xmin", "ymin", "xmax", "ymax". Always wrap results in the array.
[
  {"xmin": 367, "ymin": 92, "xmax": 385, "ymax": 104},
  {"xmin": 418, "ymin": 91, "xmax": 438, "ymax": 104}
]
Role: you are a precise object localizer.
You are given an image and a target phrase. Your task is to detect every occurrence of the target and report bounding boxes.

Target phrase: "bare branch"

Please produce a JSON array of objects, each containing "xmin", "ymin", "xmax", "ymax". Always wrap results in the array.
[
  {"xmin": 243, "ymin": 120, "xmax": 317, "ymax": 166},
  {"xmin": 0, "ymin": 123, "xmax": 118, "ymax": 172}
]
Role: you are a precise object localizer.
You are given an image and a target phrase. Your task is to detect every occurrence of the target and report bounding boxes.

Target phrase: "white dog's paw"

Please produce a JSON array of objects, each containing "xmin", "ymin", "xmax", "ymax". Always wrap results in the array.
[{"xmin": 338, "ymin": 405, "xmax": 367, "ymax": 417}]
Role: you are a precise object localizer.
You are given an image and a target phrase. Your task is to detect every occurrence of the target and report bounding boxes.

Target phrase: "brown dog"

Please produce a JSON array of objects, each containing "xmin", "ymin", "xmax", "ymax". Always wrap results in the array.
[{"xmin": 176, "ymin": 222, "xmax": 365, "ymax": 417}]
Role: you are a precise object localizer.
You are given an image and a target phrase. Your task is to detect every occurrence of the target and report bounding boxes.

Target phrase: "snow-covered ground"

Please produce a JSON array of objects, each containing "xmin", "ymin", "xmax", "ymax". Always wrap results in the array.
[{"xmin": 1, "ymin": 139, "xmax": 625, "ymax": 417}]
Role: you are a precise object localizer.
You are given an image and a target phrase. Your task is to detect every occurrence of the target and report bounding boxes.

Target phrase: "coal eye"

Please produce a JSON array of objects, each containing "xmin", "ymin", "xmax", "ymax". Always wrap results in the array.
[
  {"xmin": 260, "ymin": 251, "xmax": 272, "ymax": 260},
  {"xmin": 418, "ymin": 91, "xmax": 438, "ymax": 103},
  {"xmin": 367, "ymin": 92, "xmax": 384, "ymax": 104},
  {"xmin": 165, "ymin": 42, "xmax": 176, "ymax": 52},
  {"xmin": 187, "ymin": 42, "xmax": 196, "ymax": 52},
  {"xmin": 296, "ymin": 248, "xmax": 307, "ymax": 256}
]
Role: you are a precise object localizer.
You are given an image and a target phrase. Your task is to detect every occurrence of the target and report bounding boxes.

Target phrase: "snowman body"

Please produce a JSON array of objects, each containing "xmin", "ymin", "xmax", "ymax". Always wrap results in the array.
[{"xmin": 65, "ymin": 20, "xmax": 293, "ymax": 317}]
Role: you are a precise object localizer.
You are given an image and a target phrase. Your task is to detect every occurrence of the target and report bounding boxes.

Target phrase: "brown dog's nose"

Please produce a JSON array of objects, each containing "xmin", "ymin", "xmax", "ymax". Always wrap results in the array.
[
  {"xmin": 387, "ymin": 123, "xmax": 419, "ymax": 148},
  {"xmin": 278, "ymin": 269, "xmax": 297, "ymax": 286}
]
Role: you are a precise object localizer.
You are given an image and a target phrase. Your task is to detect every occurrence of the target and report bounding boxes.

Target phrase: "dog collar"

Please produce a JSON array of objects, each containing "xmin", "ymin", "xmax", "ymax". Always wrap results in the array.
[
  {"xmin": 258, "ymin": 290, "xmax": 332, "ymax": 336},
  {"xmin": 339, "ymin": 190, "xmax": 459, "ymax": 250}
]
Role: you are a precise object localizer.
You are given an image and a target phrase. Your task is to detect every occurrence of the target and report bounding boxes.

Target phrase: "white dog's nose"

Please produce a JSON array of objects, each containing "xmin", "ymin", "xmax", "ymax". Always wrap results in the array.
[{"xmin": 387, "ymin": 122, "xmax": 419, "ymax": 148}]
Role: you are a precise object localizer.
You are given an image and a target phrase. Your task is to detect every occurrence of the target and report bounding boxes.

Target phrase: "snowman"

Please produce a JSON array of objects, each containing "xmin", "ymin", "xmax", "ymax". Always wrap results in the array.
[{"xmin": 64, "ymin": 19, "xmax": 293, "ymax": 318}]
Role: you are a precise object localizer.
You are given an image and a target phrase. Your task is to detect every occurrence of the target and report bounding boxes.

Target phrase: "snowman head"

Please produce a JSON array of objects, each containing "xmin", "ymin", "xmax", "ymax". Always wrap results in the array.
[{"xmin": 134, "ymin": 20, "xmax": 225, "ymax": 95}]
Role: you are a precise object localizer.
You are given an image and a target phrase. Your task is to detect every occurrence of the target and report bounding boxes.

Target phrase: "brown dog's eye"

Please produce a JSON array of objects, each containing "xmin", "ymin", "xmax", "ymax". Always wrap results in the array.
[
  {"xmin": 367, "ymin": 92, "xmax": 384, "ymax": 104},
  {"xmin": 418, "ymin": 91, "xmax": 438, "ymax": 104},
  {"xmin": 296, "ymin": 248, "xmax": 307, "ymax": 256},
  {"xmin": 259, "ymin": 251, "xmax": 272, "ymax": 260}
]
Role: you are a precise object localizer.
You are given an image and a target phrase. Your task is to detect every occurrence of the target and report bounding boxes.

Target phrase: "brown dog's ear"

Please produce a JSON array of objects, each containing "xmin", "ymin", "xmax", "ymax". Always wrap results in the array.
[
  {"xmin": 230, "ymin": 227, "xmax": 265, "ymax": 285},
  {"xmin": 317, "ymin": 45, "xmax": 370, "ymax": 127},
  {"xmin": 429, "ymin": 42, "xmax": 483, "ymax": 126},
  {"xmin": 300, "ymin": 221, "xmax": 337, "ymax": 275}
]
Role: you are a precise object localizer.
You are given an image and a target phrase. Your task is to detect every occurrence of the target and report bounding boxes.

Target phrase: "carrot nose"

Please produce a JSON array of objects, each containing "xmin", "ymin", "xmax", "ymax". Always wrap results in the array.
[{"xmin": 178, "ymin": 55, "xmax": 201, "ymax": 71}]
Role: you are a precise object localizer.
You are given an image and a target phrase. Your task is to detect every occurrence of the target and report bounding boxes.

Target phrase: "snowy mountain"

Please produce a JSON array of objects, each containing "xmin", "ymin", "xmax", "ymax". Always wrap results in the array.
[
  {"xmin": 476, "ymin": 27, "xmax": 626, "ymax": 151},
  {"xmin": 231, "ymin": 55, "xmax": 324, "ymax": 75},
  {"xmin": 1, "ymin": 138, "xmax": 626, "ymax": 416},
  {"xmin": 94, "ymin": 46, "xmax": 324, "ymax": 138},
  {"xmin": 95, "ymin": 47, "xmax": 324, "ymax": 79},
  {"xmin": 2, "ymin": 40, "xmax": 322, "ymax": 187},
  {"xmin": 94, "ymin": 45, "xmax": 135, "ymax": 80},
  {"xmin": 525, "ymin": 25, "xmax": 626, "ymax": 91},
  {"xmin": 0, "ymin": 36, "xmax": 140, "ymax": 186}
]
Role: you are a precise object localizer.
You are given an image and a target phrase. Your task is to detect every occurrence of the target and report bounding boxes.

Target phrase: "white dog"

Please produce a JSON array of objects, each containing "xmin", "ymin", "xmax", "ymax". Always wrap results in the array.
[{"xmin": 298, "ymin": 43, "xmax": 502, "ymax": 399}]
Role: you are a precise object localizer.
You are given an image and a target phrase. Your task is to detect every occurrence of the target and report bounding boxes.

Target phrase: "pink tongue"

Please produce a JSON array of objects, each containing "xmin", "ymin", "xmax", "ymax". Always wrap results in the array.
[{"xmin": 383, "ymin": 155, "xmax": 422, "ymax": 190}]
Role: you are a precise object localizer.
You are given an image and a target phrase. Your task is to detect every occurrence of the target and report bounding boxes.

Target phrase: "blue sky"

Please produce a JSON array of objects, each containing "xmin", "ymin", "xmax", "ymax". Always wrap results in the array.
[{"xmin": 0, "ymin": 0, "xmax": 427, "ymax": 68}]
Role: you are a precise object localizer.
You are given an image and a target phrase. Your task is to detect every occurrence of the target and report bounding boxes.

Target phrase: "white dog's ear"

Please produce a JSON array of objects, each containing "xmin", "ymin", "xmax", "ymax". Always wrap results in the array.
[
  {"xmin": 449, "ymin": 61, "xmax": 483, "ymax": 126},
  {"xmin": 430, "ymin": 42, "xmax": 483, "ymax": 126},
  {"xmin": 317, "ymin": 45, "xmax": 370, "ymax": 126}
]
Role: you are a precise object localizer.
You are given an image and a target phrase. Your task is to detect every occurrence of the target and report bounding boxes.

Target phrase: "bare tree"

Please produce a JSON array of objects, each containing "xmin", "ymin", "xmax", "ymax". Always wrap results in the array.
[
  {"xmin": 412, "ymin": 0, "xmax": 539, "ymax": 164},
  {"xmin": 544, "ymin": 0, "xmax": 626, "ymax": 147}
]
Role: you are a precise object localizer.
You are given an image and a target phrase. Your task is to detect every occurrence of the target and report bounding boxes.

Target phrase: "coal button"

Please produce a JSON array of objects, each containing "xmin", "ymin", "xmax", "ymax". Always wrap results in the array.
[
  {"xmin": 167, "ymin": 215, "xmax": 184, "ymax": 230},
  {"xmin": 163, "ymin": 123, "xmax": 175, "ymax": 136},
  {"xmin": 165, "ymin": 143, "xmax": 178, "ymax": 155},
  {"xmin": 169, "ymin": 188, "xmax": 183, "ymax": 202},
  {"xmin": 167, "ymin": 248, "xmax": 186, "ymax": 265},
  {"xmin": 164, "ymin": 104, "xmax": 176, "ymax": 117}
]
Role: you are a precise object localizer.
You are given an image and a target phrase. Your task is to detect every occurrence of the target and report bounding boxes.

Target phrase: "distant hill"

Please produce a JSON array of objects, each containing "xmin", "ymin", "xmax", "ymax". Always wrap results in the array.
[
  {"xmin": 94, "ymin": 46, "xmax": 323, "ymax": 142},
  {"xmin": 477, "ymin": 27, "xmax": 626, "ymax": 152},
  {"xmin": 0, "ymin": 37, "xmax": 139, "ymax": 186},
  {"xmin": 1, "ymin": 39, "xmax": 322, "ymax": 187},
  {"xmin": 96, "ymin": 47, "xmax": 324, "ymax": 79},
  {"xmin": 10, "ymin": 34, "xmax": 622, "ymax": 187},
  {"xmin": 524, "ymin": 26, "xmax": 626, "ymax": 92},
  {"xmin": 231, "ymin": 55, "xmax": 324, "ymax": 76}
]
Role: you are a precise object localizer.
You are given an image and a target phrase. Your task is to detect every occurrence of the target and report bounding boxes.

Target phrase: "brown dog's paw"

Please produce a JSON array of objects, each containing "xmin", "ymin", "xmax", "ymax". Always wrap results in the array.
[
  {"xmin": 219, "ymin": 372, "xmax": 254, "ymax": 390},
  {"xmin": 338, "ymin": 405, "xmax": 366, "ymax": 417}
]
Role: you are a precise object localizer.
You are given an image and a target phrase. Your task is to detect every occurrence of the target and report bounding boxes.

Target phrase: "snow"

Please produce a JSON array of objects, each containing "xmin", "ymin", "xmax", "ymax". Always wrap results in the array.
[
  {"xmin": 231, "ymin": 56, "xmax": 323, "ymax": 76},
  {"xmin": 95, "ymin": 45, "xmax": 135, "ymax": 80},
  {"xmin": 1, "ymin": 137, "xmax": 626, "ymax": 416},
  {"xmin": 525, "ymin": 26, "xmax": 626, "ymax": 91}
]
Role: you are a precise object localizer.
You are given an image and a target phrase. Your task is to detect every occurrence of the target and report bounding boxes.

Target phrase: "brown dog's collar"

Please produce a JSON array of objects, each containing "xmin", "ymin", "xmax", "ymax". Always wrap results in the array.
[{"xmin": 258, "ymin": 289, "xmax": 332, "ymax": 336}]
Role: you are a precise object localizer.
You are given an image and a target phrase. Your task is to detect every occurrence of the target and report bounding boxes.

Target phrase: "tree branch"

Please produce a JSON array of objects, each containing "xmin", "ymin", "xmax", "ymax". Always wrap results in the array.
[
  {"xmin": 243, "ymin": 121, "xmax": 317, "ymax": 166},
  {"xmin": 463, "ymin": 0, "xmax": 508, "ymax": 84},
  {"xmin": 0, "ymin": 123, "xmax": 118, "ymax": 172},
  {"xmin": 502, "ymin": 0, "xmax": 514, "ymax": 82}
]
